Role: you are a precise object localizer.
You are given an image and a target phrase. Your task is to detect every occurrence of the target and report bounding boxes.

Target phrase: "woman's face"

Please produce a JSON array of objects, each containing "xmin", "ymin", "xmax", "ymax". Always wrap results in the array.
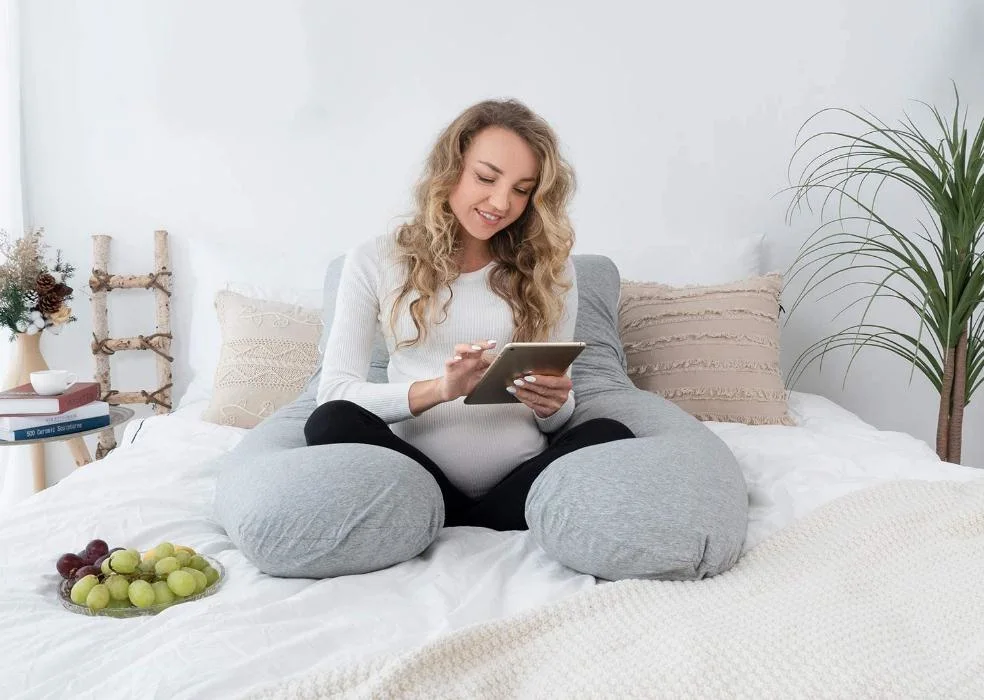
[{"xmin": 448, "ymin": 126, "xmax": 539, "ymax": 244}]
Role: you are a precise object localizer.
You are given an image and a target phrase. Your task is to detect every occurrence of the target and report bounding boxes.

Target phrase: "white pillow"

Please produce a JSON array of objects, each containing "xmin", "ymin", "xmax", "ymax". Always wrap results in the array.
[
  {"xmin": 224, "ymin": 282, "xmax": 323, "ymax": 309},
  {"xmin": 178, "ymin": 235, "xmax": 331, "ymax": 409},
  {"xmin": 600, "ymin": 233, "xmax": 764, "ymax": 286}
]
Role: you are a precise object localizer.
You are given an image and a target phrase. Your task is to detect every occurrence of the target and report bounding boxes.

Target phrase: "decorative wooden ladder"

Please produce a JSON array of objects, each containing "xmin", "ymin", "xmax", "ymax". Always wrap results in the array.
[{"xmin": 88, "ymin": 230, "xmax": 173, "ymax": 459}]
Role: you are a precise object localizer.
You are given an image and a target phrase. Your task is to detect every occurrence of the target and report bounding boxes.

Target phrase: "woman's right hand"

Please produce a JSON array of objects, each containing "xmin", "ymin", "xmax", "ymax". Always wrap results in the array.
[{"xmin": 437, "ymin": 339, "xmax": 497, "ymax": 401}]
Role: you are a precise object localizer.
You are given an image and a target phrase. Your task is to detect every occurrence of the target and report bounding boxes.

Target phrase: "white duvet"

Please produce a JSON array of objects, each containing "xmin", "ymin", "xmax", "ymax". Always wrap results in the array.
[{"xmin": 0, "ymin": 392, "xmax": 980, "ymax": 699}]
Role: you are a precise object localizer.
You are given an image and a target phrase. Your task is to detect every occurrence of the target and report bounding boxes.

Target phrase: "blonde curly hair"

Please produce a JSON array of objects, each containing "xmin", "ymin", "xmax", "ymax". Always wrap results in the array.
[{"xmin": 390, "ymin": 99, "xmax": 576, "ymax": 348}]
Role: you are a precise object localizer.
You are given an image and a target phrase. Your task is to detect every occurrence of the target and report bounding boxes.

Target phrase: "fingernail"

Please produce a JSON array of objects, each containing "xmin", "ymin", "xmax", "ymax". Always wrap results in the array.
[
  {"xmin": 453, "ymin": 355, "xmax": 462, "ymax": 361},
  {"xmin": 506, "ymin": 386, "xmax": 517, "ymax": 394},
  {"xmin": 513, "ymin": 379, "xmax": 525, "ymax": 386},
  {"xmin": 524, "ymin": 375, "xmax": 536, "ymax": 382},
  {"xmin": 487, "ymin": 339, "xmax": 496, "ymax": 345},
  {"xmin": 471, "ymin": 345, "xmax": 482, "ymax": 350}
]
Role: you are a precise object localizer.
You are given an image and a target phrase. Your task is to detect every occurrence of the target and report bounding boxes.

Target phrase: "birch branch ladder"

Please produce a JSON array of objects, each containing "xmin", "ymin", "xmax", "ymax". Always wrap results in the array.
[{"xmin": 89, "ymin": 230, "xmax": 173, "ymax": 459}]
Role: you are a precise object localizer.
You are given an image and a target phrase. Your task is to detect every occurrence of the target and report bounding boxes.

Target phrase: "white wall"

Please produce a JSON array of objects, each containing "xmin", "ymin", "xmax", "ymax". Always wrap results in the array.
[
  {"xmin": 14, "ymin": 0, "xmax": 984, "ymax": 490},
  {"xmin": 0, "ymin": 0, "xmax": 22, "ymax": 502}
]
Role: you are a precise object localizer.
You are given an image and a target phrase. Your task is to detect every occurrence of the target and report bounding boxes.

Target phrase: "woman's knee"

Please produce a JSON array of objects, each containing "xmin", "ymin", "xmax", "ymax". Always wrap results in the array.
[{"xmin": 304, "ymin": 399, "xmax": 369, "ymax": 446}]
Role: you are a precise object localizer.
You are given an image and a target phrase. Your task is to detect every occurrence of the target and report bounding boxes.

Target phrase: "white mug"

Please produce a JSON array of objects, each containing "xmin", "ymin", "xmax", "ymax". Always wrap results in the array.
[{"xmin": 30, "ymin": 370, "xmax": 78, "ymax": 396}]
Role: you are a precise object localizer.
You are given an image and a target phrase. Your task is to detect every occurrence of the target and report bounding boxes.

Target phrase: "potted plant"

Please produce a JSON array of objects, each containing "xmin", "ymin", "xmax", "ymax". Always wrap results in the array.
[
  {"xmin": 784, "ymin": 86, "xmax": 983, "ymax": 465},
  {"xmin": 0, "ymin": 228, "xmax": 78, "ymax": 389}
]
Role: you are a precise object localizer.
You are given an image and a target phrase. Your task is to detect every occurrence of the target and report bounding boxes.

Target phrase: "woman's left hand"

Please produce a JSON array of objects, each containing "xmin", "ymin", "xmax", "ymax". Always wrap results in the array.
[{"xmin": 507, "ymin": 373, "xmax": 572, "ymax": 418}]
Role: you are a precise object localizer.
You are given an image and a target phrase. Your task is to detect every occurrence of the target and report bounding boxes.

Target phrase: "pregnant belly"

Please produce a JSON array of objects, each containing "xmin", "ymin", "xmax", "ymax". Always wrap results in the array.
[{"xmin": 391, "ymin": 401, "xmax": 547, "ymax": 500}]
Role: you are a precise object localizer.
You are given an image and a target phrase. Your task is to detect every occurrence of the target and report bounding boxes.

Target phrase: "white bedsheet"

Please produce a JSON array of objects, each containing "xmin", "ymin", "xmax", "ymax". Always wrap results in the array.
[{"xmin": 0, "ymin": 392, "xmax": 980, "ymax": 699}]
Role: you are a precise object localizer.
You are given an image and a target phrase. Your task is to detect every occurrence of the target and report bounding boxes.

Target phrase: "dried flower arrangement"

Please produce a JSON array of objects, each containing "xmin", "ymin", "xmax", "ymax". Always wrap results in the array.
[{"xmin": 0, "ymin": 228, "xmax": 77, "ymax": 338}]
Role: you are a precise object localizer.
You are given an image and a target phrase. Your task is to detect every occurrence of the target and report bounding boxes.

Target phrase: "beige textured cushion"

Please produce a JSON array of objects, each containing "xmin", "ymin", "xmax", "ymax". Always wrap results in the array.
[
  {"xmin": 202, "ymin": 291, "xmax": 323, "ymax": 428},
  {"xmin": 618, "ymin": 273, "xmax": 794, "ymax": 425}
]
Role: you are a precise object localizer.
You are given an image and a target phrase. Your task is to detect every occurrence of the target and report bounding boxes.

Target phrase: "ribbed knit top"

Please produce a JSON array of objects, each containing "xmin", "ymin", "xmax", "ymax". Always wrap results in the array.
[{"xmin": 316, "ymin": 235, "xmax": 578, "ymax": 499}]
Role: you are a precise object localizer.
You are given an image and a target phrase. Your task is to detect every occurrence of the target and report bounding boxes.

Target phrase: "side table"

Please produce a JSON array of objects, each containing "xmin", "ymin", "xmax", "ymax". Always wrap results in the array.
[{"xmin": 0, "ymin": 406, "xmax": 135, "ymax": 493}]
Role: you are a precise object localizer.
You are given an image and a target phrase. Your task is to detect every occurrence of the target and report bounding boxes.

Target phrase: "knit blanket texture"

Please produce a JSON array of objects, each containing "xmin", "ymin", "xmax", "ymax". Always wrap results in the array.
[{"xmin": 250, "ymin": 479, "xmax": 984, "ymax": 699}]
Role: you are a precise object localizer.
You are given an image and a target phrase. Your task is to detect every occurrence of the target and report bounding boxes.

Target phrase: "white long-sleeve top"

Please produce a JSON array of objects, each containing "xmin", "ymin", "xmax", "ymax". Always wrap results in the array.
[{"xmin": 316, "ymin": 234, "xmax": 578, "ymax": 499}]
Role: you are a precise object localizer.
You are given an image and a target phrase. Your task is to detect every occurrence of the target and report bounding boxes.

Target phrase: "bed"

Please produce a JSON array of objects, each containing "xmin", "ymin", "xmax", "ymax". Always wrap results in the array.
[{"xmin": 2, "ymin": 389, "xmax": 981, "ymax": 699}]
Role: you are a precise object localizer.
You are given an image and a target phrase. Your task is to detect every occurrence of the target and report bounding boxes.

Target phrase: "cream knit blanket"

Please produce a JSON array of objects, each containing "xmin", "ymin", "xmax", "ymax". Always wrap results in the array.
[{"xmin": 251, "ymin": 479, "xmax": 984, "ymax": 699}]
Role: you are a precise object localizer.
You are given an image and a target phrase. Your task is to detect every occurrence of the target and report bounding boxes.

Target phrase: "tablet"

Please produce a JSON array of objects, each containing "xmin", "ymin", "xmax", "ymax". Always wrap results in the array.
[{"xmin": 463, "ymin": 342, "xmax": 587, "ymax": 405}]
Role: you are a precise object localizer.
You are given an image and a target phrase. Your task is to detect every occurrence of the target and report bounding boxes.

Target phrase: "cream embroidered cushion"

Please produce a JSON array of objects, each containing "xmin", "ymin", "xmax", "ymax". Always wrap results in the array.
[
  {"xmin": 618, "ymin": 273, "xmax": 794, "ymax": 426},
  {"xmin": 202, "ymin": 291, "xmax": 323, "ymax": 428}
]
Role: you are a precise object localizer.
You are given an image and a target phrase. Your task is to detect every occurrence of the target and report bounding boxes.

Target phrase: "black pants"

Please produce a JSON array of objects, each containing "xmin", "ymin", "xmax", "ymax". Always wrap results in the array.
[{"xmin": 304, "ymin": 400, "xmax": 635, "ymax": 531}]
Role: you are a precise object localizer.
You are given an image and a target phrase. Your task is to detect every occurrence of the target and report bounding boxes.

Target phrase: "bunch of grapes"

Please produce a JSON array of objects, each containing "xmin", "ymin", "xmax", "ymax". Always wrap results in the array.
[{"xmin": 55, "ymin": 539, "xmax": 220, "ymax": 611}]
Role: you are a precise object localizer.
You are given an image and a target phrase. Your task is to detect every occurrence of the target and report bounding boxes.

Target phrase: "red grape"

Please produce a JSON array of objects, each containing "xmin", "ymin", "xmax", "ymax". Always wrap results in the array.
[
  {"xmin": 74, "ymin": 565, "xmax": 101, "ymax": 580},
  {"xmin": 93, "ymin": 554, "xmax": 109, "ymax": 569},
  {"xmin": 84, "ymin": 539, "xmax": 109, "ymax": 564},
  {"xmin": 56, "ymin": 553, "xmax": 85, "ymax": 579}
]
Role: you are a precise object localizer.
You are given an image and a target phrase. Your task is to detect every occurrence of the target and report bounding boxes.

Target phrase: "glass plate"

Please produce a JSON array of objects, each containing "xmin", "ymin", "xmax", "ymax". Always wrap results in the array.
[{"xmin": 58, "ymin": 553, "xmax": 226, "ymax": 617}]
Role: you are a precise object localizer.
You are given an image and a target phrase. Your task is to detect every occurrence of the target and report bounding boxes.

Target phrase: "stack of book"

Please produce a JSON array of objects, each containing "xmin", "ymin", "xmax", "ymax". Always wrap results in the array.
[{"xmin": 0, "ymin": 382, "xmax": 109, "ymax": 442}]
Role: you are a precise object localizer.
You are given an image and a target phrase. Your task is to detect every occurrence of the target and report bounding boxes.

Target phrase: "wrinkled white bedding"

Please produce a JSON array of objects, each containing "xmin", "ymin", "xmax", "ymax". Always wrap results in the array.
[{"xmin": 0, "ymin": 392, "xmax": 979, "ymax": 699}]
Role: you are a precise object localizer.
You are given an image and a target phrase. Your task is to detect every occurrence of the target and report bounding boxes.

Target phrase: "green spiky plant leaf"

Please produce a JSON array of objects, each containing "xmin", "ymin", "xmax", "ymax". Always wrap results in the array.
[{"xmin": 785, "ymin": 85, "xmax": 984, "ymax": 464}]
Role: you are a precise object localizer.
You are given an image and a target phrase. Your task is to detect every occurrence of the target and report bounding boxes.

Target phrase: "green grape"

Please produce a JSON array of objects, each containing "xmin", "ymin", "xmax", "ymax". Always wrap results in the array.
[
  {"xmin": 203, "ymin": 566, "xmax": 220, "ymax": 586},
  {"xmin": 181, "ymin": 567, "xmax": 207, "ymax": 594},
  {"xmin": 70, "ymin": 574, "xmax": 100, "ymax": 605},
  {"xmin": 105, "ymin": 574, "xmax": 130, "ymax": 601},
  {"xmin": 155, "ymin": 556, "xmax": 180, "ymax": 577},
  {"xmin": 139, "ymin": 556, "xmax": 158, "ymax": 574},
  {"xmin": 166, "ymin": 570, "xmax": 196, "ymax": 597},
  {"xmin": 106, "ymin": 598, "xmax": 132, "ymax": 609},
  {"xmin": 86, "ymin": 583, "xmax": 110, "ymax": 610},
  {"xmin": 175, "ymin": 550, "xmax": 192, "ymax": 567},
  {"xmin": 151, "ymin": 581, "xmax": 175, "ymax": 606},
  {"xmin": 110, "ymin": 550, "xmax": 139, "ymax": 574},
  {"xmin": 189, "ymin": 555, "xmax": 208, "ymax": 571},
  {"xmin": 128, "ymin": 579, "xmax": 155, "ymax": 608},
  {"xmin": 100, "ymin": 558, "xmax": 114, "ymax": 576},
  {"xmin": 155, "ymin": 542, "xmax": 175, "ymax": 559}
]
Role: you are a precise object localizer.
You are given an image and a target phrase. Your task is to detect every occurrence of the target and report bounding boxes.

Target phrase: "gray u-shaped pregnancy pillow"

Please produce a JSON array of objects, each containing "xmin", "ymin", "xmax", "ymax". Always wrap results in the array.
[{"xmin": 213, "ymin": 254, "xmax": 748, "ymax": 581}]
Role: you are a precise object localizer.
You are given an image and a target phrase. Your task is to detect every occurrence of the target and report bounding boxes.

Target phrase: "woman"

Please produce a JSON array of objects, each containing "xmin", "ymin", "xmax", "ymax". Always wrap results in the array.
[{"xmin": 305, "ymin": 99, "xmax": 634, "ymax": 531}]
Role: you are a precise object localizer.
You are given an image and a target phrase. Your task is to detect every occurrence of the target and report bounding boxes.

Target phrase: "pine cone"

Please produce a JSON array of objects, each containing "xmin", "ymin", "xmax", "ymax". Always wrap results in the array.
[
  {"xmin": 53, "ymin": 282, "xmax": 73, "ymax": 299},
  {"xmin": 39, "ymin": 292, "xmax": 62, "ymax": 315},
  {"xmin": 36, "ymin": 273, "xmax": 56, "ymax": 294}
]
